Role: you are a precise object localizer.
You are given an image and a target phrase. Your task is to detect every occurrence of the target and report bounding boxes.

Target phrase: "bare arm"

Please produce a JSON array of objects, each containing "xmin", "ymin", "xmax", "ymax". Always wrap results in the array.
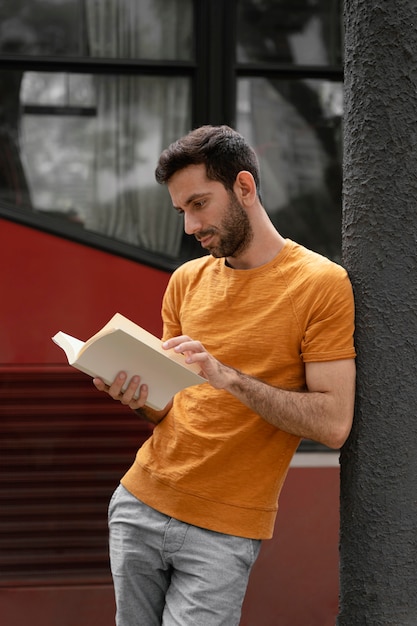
[
  {"xmin": 224, "ymin": 359, "xmax": 355, "ymax": 448},
  {"xmin": 93, "ymin": 372, "xmax": 172, "ymax": 425},
  {"xmin": 163, "ymin": 337, "xmax": 356, "ymax": 449}
]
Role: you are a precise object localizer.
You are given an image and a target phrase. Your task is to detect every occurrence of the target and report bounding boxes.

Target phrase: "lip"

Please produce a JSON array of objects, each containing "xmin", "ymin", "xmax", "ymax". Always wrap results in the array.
[{"xmin": 198, "ymin": 235, "xmax": 214, "ymax": 248}]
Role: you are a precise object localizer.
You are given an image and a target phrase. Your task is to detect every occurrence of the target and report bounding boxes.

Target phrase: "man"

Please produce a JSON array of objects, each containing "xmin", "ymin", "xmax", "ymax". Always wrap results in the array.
[{"xmin": 94, "ymin": 125, "xmax": 356, "ymax": 626}]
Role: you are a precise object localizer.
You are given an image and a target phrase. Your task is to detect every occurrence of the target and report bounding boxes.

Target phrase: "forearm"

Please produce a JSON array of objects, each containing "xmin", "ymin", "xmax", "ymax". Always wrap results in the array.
[
  {"xmin": 224, "ymin": 368, "xmax": 352, "ymax": 449},
  {"xmin": 164, "ymin": 337, "xmax": 356, "ymax": 449}
]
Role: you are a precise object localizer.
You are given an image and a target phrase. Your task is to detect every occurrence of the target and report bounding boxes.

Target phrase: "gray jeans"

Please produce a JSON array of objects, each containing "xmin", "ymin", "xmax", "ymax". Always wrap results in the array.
[{"xmin": 109, "ymin": 484, "xmax": 261, "ymax": 626}]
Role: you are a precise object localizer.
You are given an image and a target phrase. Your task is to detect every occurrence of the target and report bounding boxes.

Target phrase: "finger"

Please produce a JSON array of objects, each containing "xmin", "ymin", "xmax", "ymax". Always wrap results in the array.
[
  {"xmin": 162, "ymin": 336, "xmax": 192, "ymax": 350},
  {"xmin": 184, "ymin": 351, "xmax": 210, "ymax": 365},
  {"xmin": 128, "ymin": 383, "xmax": 148, "ymax": 409},
  {"xmin": 173, "ymin": 341, "xmax": 208, "ymax": 363},
  {"xmin": 93, "ymin": 377, "xmax": 108, "ymax": 392},
  {"xmin": 173, "ymin": 340, "xmax": 204, "ymax": 355},
  {"xmin": 118, "ymin": 376, "xmax": 142, "ymax": 405},
  {"xmin": 107, "ymin": 372, "xmax": 128, "ymax": 399}
]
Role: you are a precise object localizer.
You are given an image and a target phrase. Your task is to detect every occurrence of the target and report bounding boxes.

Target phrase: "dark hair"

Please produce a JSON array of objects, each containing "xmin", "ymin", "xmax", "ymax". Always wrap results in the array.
[{"xmin": 155, "ymin": 125, "xmax": 261, "ymax": 196}]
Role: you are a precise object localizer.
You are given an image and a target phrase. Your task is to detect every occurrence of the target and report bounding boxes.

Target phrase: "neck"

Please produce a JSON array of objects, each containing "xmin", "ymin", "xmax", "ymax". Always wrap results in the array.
[{"xmin": 226, "ymin": 229, "xmax": 286, "ymax": 270}]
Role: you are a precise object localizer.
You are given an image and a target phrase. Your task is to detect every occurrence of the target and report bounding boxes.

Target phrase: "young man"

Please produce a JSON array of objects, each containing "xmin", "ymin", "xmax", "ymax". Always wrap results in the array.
[{"xmin": 94, "ymin": 125, "xmax": 356, "ymax": 626}]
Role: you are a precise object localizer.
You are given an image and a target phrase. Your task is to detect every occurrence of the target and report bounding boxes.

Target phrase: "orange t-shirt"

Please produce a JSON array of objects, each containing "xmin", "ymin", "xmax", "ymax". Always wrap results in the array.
[{"xmin": 121, "ymin": 240, "xmax": 356, "ymax": 539}]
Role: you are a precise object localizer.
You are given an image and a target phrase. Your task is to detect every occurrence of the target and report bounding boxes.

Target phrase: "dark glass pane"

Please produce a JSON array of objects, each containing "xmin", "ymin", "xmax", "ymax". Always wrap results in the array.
[
  {"xmin": 0, "ymin": 0, "xmax": 193, "ymax": 61},
  {"xmin": 237, "ymin": 77, "xmax": 343, "ymax": 261},
  {"xmin": 237, "ymin": 0, "xmax": 342, "ymax": 66},
  {"xmin": 0, "ymin": 70, "xmax": 191, "ymax": 258}
]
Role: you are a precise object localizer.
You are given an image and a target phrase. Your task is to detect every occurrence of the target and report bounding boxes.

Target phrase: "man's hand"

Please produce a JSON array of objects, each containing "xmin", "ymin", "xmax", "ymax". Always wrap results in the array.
[
  {"xmin": 163, "ymin": 336, "xmax": 232, "ymax": 389},
  {"xmin": 92, "ymin": 372, "xmax": 171, "ymax": 424},
  {"xmin": 93, "ymin": 371, "xmax": 149, "ymax": 408}
]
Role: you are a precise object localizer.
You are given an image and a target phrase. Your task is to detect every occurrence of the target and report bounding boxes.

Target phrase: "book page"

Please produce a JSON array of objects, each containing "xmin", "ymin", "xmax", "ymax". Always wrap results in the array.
[
  {"xmin": 84, "ymin": 312, "xmax": 163, "ymax": 353},
  {"xmin": 74, "ymin": 328, "xmax": 205, "ymax": 410},
  {"xmin": 80, "ymin": 312, "xmax": 202, "ymax": 376},
  {"xmin": 52, "ymin": 332, "xmax": 85, "ymax": 364}
]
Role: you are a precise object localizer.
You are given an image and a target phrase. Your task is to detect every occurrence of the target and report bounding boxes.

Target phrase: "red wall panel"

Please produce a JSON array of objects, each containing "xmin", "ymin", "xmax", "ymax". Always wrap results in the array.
[
  {"xmin": 0, "ymin": 219, "xmax": 170, "ymax": 364},
  {"xmin": 0, "ymin": 466, "xmax": 340, "ymax": 626}
]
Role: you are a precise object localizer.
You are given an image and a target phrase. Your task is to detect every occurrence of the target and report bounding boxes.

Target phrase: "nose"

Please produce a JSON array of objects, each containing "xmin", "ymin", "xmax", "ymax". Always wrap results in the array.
[{"xmin": 183, "ymin": 212, "xmax": 202, "ymax": 236}]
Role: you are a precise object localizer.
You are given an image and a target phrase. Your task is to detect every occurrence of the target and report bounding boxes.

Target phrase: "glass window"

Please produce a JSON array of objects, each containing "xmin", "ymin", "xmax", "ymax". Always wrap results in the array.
[
  {"xmin": 237, "ymin": 0, "xmax": 342, "ymax": 66},
  {"xmin": 0, "ymin": 0, "xmax": 194, "ymax": 261},
  {"xmin": 85, "ymin": 0, "xmax": 193, "ymax": 61},
  {"xmin": 0, "ymin": 0, "xmax": 193, "ymax": 61},
  {"xmin": 21, "ymin": 73, "xmax": 96, "ymax": 107},
  {"xmin": 0, "ymin": 0, "xmax": 84, "ymax": 57},
  {"xmin": 2, "ymin": 70, "xmax": 191, "ymax": 258},
  {"xmin": 237, "ymin": 77, "xmax": 343, "ymax": 261}
]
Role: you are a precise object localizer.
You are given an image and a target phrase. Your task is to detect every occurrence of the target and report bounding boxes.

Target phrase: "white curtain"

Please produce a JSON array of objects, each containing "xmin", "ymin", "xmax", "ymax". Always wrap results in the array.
[{"xmin": 84, "ymin": 0, "xmax": 192, "ymax": 257}]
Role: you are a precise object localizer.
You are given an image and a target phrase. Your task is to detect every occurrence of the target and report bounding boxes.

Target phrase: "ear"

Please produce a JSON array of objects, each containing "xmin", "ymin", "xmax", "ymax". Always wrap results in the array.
[{"xmin": 233, "ymin": 171, "xmax": 257, "ymax": 206}]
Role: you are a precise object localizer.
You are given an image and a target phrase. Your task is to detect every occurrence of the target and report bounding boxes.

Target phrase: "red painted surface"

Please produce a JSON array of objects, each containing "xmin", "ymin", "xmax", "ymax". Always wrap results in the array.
[
  {"xmin": 241, "ymin": 467, "xmax": 340, "ymax": 626},
  {"xmin": 0, "ymin": 468, "xmax": 340, "ymax": 626},
  {"xmin": 0, "ymin": 585, "xmax": 116, "ymax": 626},
  {"xmin": 0, "ymin": 218, "xmax": 170, "ymax": 364}
]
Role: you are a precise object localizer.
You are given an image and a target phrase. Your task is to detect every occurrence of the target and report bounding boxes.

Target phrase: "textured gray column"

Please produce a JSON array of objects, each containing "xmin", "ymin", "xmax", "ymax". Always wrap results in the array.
[{"xmin": 339, "ymin": 1, "xmax": 417, "ymax": 624}]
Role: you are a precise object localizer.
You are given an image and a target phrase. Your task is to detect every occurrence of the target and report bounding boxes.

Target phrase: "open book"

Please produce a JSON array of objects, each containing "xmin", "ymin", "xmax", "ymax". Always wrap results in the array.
[{"xmin": 52, "ymin": 313, "xmax": 205, "ymax": 410}]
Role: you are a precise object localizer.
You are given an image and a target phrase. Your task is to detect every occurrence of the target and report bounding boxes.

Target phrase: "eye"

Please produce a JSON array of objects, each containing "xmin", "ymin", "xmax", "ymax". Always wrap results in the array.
[{"xmin": 174, "ymin": 207, "xmax": 184, "ymax": 216}]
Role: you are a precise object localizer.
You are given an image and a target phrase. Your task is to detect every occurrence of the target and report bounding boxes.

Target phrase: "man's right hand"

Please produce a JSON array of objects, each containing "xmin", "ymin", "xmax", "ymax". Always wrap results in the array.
[{"xmin": 93, "ymin": 372, "xmax": 171, "ymax": 424}]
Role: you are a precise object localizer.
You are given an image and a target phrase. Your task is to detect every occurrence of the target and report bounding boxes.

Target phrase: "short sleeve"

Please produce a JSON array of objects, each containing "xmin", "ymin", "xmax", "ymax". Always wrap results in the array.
[{"xmin": 301, "ymin": 268, "xmax": 356, "ymax": 363}]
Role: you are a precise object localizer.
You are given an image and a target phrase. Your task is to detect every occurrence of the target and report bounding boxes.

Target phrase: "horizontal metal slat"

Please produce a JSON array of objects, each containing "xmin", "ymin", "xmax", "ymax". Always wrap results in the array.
[{"xmin": 0, "ymin": 366, "xmax": 149, "ymax": 586}]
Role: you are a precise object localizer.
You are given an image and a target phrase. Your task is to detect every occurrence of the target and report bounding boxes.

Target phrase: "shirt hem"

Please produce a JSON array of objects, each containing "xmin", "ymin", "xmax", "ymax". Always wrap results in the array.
[{"xmin": 121, "ymin": 461, "xmax": 277, "ymax": 540}]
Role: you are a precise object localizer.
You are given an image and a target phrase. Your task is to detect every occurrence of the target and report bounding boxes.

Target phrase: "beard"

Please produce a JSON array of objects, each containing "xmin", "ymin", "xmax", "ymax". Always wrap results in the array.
[{"xmin": 196, "ymin": 192, "xmax": 254, "ymax": 259}]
